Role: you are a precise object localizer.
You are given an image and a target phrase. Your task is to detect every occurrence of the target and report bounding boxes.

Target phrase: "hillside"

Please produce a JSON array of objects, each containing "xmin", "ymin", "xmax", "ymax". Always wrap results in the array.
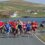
[
  {"xmin": 9, "ymin": 0, "xmax": 45, "ymax": 7},
  {"xmin": 0, "ymin": 0, "xmax": 45, "ymax": 18}
]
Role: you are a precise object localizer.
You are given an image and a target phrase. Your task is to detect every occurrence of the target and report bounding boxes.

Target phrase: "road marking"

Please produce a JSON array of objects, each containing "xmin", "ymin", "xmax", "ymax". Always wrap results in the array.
[{"xmin": 34, "ymin": 34, "xmax": 45, "ymax": 45}]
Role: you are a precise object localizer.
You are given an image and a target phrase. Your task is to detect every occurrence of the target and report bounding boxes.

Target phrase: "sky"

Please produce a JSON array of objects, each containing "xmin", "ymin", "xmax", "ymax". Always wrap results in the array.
[
  {"xmin": 0, "ymin": 0, "xmax": 45, "ymax": 4},
  {"xmin": 0, "ymin": 0, "xmax": 9, "ymax": 1},
  {"xmin": 24, "ymin": 0, "xmax": 45, "ymax": 4}
]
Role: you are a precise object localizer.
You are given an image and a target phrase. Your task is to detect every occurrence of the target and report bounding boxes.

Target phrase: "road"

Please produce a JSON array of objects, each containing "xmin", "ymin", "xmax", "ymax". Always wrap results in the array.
[{"xmin": 0, "ymin": 34, "xmax": 45, "ymax": 45}]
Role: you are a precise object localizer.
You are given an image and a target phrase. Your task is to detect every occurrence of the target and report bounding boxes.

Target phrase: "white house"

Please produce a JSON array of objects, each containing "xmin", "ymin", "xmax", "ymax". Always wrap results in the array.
[{"xmin": 10, "ymin": 12, "xmax": 17, "ymax": 18}]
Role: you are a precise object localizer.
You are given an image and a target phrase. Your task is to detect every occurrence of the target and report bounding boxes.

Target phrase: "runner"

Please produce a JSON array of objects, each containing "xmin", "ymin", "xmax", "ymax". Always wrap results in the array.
[
  {"xmin": 4, "ymin": 22, "xmax": 11, "ymax": 36},
  {"xmin": 31, "ymin": 21, "xmax": 38, "ymax": 34},
  {"xmin": 9, "ymin": 20, "xmax": 18, "ymax": 36},
  {"xmin": 26, "ymin": 21, "xmax": 31, "ymax": 34},
  {"xmin": 0, "ymin": 21, "xmax": 5, "ymax": 33},
  {"xmin": 22, "ymin": 22, "xmax": 26, "ymax": 33},
  {"xmin": 17, "ymin": 20, "xmax": 23, "ymax": 35},
  {"xmin": 40, "ymin": 23, "xmax": 44, "ymax": 28}
]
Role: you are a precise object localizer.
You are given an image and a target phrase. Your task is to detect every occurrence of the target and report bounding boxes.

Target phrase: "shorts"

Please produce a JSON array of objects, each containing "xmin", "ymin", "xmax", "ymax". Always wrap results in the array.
[
  {"xmin": 13, "ymin": 29, "xmax": 18, "ymax": 35},
  {"xmin": 0, "ymin": 27, "xmax": 4, "ymax": 30},
  {"xmin": 26, "ymin": 27, "xmax": 31, "ymax": 31},
  {"xmin": 6, "ymin": 29, "xmax": 10, "ymax": 33},
  {"xmin": 12, "ymin": 27, "xmax": 16, "ymax": 33},
  {"xmin": 18, "ymin": 25, "xmax": 22, "ymax": 31},
  {"xmin": 32, "ymin": 27, "xmax": 37, "ymax": 31},
  {"xmin": 0, "ymin": 28, "xmax": 2, "ymax": 30},
  {"xmin": 16, "ymin": 29, "xmax": 18, "ymax": 34}
]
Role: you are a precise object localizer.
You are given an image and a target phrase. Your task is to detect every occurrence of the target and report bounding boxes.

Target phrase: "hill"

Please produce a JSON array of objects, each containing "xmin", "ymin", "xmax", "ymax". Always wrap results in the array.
[
  {"xmin": 9, "ymin": 0, "xmax": 45, "ymax": 7},
  {"xmin": 0, "ymin": 0, "xmax": 45, "ymax": 18}
]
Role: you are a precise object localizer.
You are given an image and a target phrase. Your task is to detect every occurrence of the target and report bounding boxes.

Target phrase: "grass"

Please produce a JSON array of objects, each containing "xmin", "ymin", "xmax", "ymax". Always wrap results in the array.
[
  {"xmin": 40, "ymin": 36, "xmax": 45, "ymax": 42},
  {"xmin": 17, "ymin": 12, "xmax": 45, "ymax": 17},
  {"xmin": 37, "ymin": 27, "xmax": 45, "ymax": 42}
]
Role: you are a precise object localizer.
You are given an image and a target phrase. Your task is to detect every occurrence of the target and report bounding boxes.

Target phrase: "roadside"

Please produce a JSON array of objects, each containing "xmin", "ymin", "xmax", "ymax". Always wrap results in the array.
[{"xmin": 35, "ymin": 28, "xmax": 45, "ymax": 43}]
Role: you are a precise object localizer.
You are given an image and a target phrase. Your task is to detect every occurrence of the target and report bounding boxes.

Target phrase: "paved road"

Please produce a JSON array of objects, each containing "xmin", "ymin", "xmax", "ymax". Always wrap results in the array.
[{"xmin": 0, "ymin": 35, "xmax": 45, "ymax": 45}]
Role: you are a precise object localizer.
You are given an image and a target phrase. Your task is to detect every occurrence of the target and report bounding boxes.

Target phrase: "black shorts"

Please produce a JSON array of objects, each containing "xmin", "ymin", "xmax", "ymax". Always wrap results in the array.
[
  {"xmin": 16, "ymin": 29, "xmax": 18, "ymax": 34},
  {"xmin": 0, "ymin": 27, "xmax": 3, "ymax": 31},
  {"xmin": 18, "ymin": 25, "xmax": 22, "ymax": 31},
  {"xmin": 12, "ymin": 27, "xmax": 18, "ymax": 34},
  {"xmin": 12, "ymin": 27, "xmax": 16, "ymax": 33}
]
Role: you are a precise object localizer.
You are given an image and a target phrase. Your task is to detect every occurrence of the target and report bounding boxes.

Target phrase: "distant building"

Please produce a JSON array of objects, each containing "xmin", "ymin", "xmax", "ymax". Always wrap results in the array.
[
  {"xmin": 10, "ymin": 12, "xmax": 17, "ymax": 18},
  {"xmin": 10, "ymin": 11, "xmax": 20, "ymax": 18}
]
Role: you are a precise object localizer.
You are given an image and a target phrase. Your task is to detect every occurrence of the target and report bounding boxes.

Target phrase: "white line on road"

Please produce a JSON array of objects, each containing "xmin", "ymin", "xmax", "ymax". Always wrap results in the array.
[{"xmin": 34, "ymin": 34, "xmax": 45, "ymax": 45}]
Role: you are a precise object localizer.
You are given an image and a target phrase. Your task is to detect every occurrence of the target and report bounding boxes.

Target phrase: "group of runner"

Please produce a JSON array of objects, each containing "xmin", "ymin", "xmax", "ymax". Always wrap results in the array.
[{"xmin": 0, "ymin": 20, "xmax": 38, "ymax": 36}]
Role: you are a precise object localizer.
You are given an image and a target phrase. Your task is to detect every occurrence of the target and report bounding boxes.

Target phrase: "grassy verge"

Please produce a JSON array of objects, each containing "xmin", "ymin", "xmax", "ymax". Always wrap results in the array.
[{"xmin": 40, "ymin": 36, "xmax": 45, "ymax": 42}]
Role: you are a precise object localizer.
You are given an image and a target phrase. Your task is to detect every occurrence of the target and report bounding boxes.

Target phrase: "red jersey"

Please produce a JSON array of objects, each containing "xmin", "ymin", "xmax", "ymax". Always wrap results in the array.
[
  {"xmin": 9, "ymin": 21, "xmax": 17, "ymax": 29},
  {"xmin": 31, "ymin": 21, "xmax": 38, "ymax": 31},
  {"xmin": 32, "ymin": 21, "xmax": 38, "ymax": 27},
  {"xmin": 0, "ymin": 21, "xmax": 4, "ymax": 27}
]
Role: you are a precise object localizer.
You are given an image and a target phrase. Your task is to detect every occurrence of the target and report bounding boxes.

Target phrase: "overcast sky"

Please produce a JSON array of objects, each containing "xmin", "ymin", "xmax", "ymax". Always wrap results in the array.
[
  {"xmin": 24, "ymin": 0, "xmax": 45, "ymax": 4},
  {"xmin": 0, "ymin": 0, "xmax": 45, "ymax": 4},
  {"xmin": 0, "ymin": 0, "xmax": 9, "ymax": 1}
]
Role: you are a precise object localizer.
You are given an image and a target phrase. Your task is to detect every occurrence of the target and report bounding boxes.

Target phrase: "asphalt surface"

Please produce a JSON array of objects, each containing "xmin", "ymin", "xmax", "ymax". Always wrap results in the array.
[{"xmin": 0, "ymin": 34, "xmax": 45, "ymax": 45}]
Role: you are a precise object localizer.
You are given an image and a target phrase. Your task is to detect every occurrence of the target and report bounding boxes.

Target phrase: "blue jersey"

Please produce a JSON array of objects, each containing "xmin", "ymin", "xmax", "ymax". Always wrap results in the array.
[
  {"xmin": 5, "ymin": 24, "xmax": 11, "ymax": 29},
  {"xmin": 26, "ymin": 24, "xmax": 31, "ymax": 28},
  {"xmin": 26, "ymin": 23, "xmax": 31, "ymax": 31},
  {"xmin": 5, "ymin": 24, "xmax": 11, "ymax": 32}
]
